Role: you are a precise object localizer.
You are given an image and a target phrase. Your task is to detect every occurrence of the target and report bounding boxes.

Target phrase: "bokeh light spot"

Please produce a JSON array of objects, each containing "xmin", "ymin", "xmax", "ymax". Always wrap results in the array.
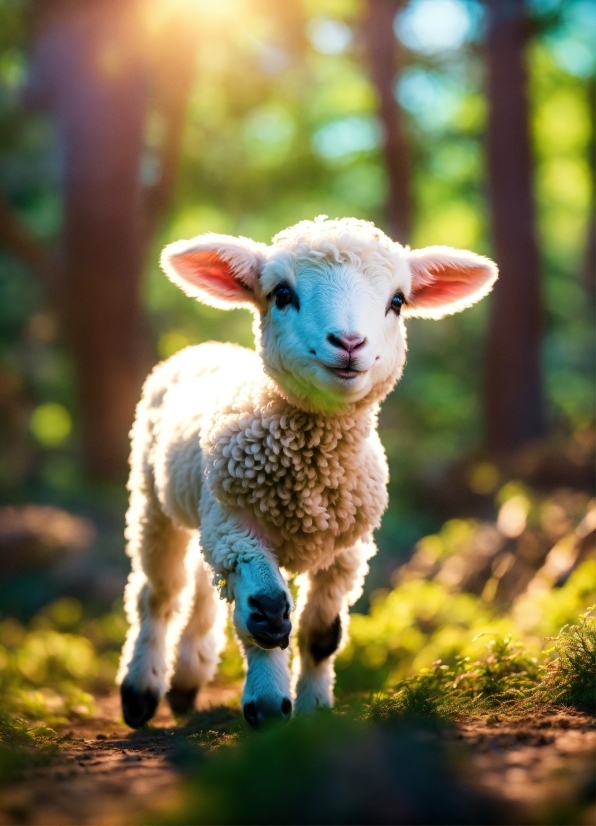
[
  {"xmin": 396, "ymin": 68, "xmax": 465, "ymax": 131},
  {"xmin": 497, "ymin": 495, "xmax": 531, "ymax": 538},
  {"xmin": 395, "ymin": 0, "xmax": 479, "ymax": 54},
  {"xmin": 312, "ymin": 116, "xmax": 381, "ymax": 159},
  {"xmin": 244, "ymin": 106, "xmax": 295, "ymax": 146},
  {"xmin": 30, "ymin": 403, "xmax": 72, "ymax": 448},
  {"xmin": 307, "ymin": 17, "xmax": 353, "ymax": 55},
  {"xmin": 159, "ymin": 331, "xmax": 192, "ymax": 360},
  {"xmin": 469, "ymin": 462, "xmax": 500, "ymax": 495},
  {"xmin": 46, "ymin": 599, "xmax": 83, "ymax": 630}
]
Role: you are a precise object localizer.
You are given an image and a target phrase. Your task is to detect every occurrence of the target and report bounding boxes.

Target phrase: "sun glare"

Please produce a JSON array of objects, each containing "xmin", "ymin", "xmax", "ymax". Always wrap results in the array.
[{"xmin": 145, "ymin": 0, "xmax": 245, "ymax": 26}]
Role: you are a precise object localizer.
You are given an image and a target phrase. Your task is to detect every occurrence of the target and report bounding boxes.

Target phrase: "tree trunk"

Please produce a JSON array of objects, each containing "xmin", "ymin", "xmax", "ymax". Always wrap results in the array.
[
  {"xmin": 360, "ymin": 0, "xmax": 411, "ymax": 244},
  {"xmin": 484, "ymin": 0, "xmax": 545, "ymax": 453},
  {"xmin": 18, "ymin": 0, "xmax": 199, "ymax": 480},
  {"xmin": 30, "ymin": 1, "xmax": 150, "ymax": 479}
]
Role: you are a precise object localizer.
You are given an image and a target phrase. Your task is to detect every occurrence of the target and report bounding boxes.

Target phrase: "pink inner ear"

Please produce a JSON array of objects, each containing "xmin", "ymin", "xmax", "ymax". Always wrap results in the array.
[
  {"xmin": 411, "ymin": 264, "xmax": 489, "ymax": 308},
  {"xmin": 173, "ymin": 251, "xmax": 253, "ymax": 302},
  {"xmin": 409, "ymin": 256, "xmax": 496, "ymax": 318}
]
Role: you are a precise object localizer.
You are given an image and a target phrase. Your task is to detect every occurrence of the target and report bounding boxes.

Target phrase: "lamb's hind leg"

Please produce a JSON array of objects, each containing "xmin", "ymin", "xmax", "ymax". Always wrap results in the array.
[
  {"xmin": 118, "ymin": 489, "xmax": 191, "ymax": 728},
  {"xmin": 294, "ymin": 539, "xmax": 376, "ymax": 713},
  {"xmin": 166, "ymin": 547, "xmax": 227, "ymax": 715}
]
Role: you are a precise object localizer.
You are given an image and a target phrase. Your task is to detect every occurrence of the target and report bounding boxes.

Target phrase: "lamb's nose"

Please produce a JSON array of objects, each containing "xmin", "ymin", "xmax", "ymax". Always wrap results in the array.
[
  {"xmin": 246, "ymin": 593, "xmax": 292, "ymax": 649},
  {"xmin": 327, "ymin": 333, "xmax": 366, "ymax": 353}
]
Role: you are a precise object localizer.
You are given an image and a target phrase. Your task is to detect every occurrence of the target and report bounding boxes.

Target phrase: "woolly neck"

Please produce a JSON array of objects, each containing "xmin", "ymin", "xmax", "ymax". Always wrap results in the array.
[{"xmin": 204, "ymin": 368, "xmax": 389, "ymax": 573}]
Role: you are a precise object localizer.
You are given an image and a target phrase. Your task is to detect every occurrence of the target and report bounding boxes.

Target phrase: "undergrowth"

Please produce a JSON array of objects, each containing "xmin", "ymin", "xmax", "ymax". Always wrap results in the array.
[
  {"xmin": 531, "ymin": 611, "xmax": 596, "ymax": 713},
  {"xmin": 370, "ymin": 611, "xmax": 596, "ymax": 723},
  {"xmin": 0, "ymin": 713, "xmax": 59, "ymax": 786},
  {"xmin": 0, "ymin": 597, "xmax": 127, "ymax": 725}
]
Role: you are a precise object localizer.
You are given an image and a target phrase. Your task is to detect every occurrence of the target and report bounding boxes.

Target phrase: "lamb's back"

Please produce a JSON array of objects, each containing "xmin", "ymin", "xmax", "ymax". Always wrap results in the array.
[{"xmin": 150, "ymin": 342, "xmax": 259, "ymax": 400}]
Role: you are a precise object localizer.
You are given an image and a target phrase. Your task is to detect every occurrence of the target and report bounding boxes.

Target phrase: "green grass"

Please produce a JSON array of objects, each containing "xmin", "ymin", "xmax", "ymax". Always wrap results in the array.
[
  {"xmin": 370, "ymin": 636, "xmax": 539, "ymax": 722},
  {"xmin": 370, "ymin": 612, "xmax": 595, "ymax": 724},
  {"xmin": 0, "ymin": 712, "xmax": 59, "ymax": 786},
  {"xmin": 531, "ymin": 611, "xmax": 596, "ymax": 713}
]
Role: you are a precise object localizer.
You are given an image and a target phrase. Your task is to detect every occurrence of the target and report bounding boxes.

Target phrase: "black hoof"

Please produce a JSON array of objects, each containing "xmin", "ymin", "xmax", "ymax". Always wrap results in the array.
[
  {"xmin": 120, "ymin": 682, "xmax": 159, "ymax": 729},
  {"xmin": 247, "ymin": 592, "xmax": 292, "ymax": 650},
  {"xmin": 309, "ymin": 615, "xmax": 342, "ymax": 663},
  {"xmin": 243, "ymin": 697, "xmax": 292, "ymax": 729},
  {"xmin": 166, "ymin": 685, "xmax": 198, "ymax": 716}
]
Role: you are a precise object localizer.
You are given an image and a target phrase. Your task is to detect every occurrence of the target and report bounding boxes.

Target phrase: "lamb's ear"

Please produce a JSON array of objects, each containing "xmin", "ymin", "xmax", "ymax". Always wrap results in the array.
[
  {"xmin": 160, "ymin": 234, "xmax": 268, "ymax": 310},
  {"xmin": 404, "ymin": 246, "xmax": 498, "ymax": 319}
]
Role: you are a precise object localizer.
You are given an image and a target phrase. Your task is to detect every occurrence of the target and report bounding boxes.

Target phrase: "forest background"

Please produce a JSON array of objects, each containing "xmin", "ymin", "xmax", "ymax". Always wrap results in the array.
[{"xmin": 0, "ymin": 0, "xmax": 594, "ymax": 822}]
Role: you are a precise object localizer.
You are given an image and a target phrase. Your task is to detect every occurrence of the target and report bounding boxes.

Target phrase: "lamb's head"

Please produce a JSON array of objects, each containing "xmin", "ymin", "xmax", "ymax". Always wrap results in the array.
[{"xmin": 161, "ymin": 216, "xmax": 497, "ymax": 412}]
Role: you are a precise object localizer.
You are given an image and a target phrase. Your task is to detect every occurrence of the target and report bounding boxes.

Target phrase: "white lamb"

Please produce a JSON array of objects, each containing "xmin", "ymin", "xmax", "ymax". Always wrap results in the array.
[{"xmin": 117, "ymin": 216, "xmax": 497, "ymax": 728}]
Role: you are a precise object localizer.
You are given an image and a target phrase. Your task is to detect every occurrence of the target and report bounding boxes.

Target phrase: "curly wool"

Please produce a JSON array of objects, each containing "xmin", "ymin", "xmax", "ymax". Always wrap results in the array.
[
  {"xmin": 141, "ymin": 342, "xmax": 389, "ymax": 580},
  {"xmin": 204, "ymin": 378, "xmax": 389, "ymax": 574}
]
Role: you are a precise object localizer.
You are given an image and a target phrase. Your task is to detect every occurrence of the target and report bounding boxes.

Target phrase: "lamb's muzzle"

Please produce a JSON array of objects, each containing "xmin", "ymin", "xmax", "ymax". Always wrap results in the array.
[{"xmin": 117, "ymin": 216, "xmax": 498, "ymax": 729}]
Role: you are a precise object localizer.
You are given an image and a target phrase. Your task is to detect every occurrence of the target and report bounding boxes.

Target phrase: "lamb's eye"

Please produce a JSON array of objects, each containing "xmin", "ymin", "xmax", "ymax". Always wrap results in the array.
[
  {"xmin": 273, "ymin": 283, "xmax": 294, "ymax": 310},
  {"xmin": 391, "ymin": 293, "xmax": 404, "ymax": 315}
]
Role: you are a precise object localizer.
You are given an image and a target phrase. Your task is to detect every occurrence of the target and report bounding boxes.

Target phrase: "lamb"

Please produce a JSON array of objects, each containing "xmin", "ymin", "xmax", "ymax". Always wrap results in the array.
[{"xmin": 117, "ymin": 216, "xmax": 497, "ymax": 728}]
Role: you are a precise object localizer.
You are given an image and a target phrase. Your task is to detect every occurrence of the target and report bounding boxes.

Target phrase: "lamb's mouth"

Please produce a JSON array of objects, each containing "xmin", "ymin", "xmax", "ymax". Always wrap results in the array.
[{"xmin": 322, "ymin": 364, "xmax": 364, "ymax": 381}]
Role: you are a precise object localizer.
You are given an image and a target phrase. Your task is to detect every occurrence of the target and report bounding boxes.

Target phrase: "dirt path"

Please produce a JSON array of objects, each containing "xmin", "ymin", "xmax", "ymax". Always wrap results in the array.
[
  {"xmin": 0, "ymin": 691, "xmax": 593, "ymax": 825},
  {"xmin": 459, "ymin": 712, "xmax": 595, "ymax": 823},
  {"xmin": 0, "ymin": 685, "xmax": 240, "ymax": 826}
]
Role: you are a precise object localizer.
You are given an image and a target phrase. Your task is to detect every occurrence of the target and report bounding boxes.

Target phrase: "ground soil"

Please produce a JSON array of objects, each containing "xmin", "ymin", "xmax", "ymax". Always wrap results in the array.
[{"xmin": 0, "ymin": 688, "xmax": 593, "ymax": 825}]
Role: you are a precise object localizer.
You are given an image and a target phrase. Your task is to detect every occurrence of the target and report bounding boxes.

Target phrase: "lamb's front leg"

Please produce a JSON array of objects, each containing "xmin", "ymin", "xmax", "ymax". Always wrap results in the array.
[
  {"xmin": 231, "ymin": 557, "xmax": 294, "ymax": 727},
  {"xmin": 200, "ymin": 497, "xmax": 293, "ymax": 727},
  {"xmin": 294, "ymin": 540, "xmax": 375, "ymax": 713}
]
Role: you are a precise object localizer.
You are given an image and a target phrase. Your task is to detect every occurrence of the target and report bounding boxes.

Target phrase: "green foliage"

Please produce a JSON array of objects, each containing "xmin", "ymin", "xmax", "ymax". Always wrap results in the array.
[
  {"xmin": 0, "ymin": 0, "xmax": 593, "ymax": 525},
  {"xmin": 155, "ymin": 602, "xmax": 594, "ymax": 825},
  {"xmin": 0, "ymin": 712, "xmax": 58, "ymax": 787},
  {"xmin": 533, "ymin": 611, "xmax": 596, "ymax": 713},
  {"xmin": 360, "ymin": 610, "xmax": 596, "ymax": 723},
  {"xmin": 338, "ymin": 481, "xmax": 596, "ymax": 695},
  {"xmin": 0, "ymin": 595, "xmax": 246, "ymax": 727},
  {"xmin": 338, "ymin": 557, "xmax": 596, "ymax": 695},
  {"xmin": 337, "ymin": 578, "xmax": 503, "ymax": 692},
  {"xmin": 370, "ymin": 637, "xmax": 540, "ymax": 722},
  {"xmin": 0, "ymin": 598, "xmax": 127, "ymax": 724}
]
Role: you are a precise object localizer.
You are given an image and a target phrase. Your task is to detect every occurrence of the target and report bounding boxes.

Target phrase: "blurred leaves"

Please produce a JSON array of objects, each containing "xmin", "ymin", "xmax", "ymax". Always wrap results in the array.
[
  {"xmin": 337, "ymin": 487, "xmax": 596, "ymax": 693},
  {"xmin": 0, "ymin": 596, "xmax": 126, "ymax": 725},
  {"xmin": 0, "ymin": 0, "xmax": 593, "ymax": 516},
  {"xmin": 370, "ymin": 612, "xmax": 595, "ymax": 721},
  {"xmin": 370, "ymin": 637, "xmax": 541, "ymax": 721}
]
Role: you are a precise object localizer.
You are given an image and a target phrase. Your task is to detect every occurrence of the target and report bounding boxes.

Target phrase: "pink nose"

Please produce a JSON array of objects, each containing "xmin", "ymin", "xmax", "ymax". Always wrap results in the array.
[{"xmin": 327, "ymin": 333, "xmax": 367, "ymax": 353}]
